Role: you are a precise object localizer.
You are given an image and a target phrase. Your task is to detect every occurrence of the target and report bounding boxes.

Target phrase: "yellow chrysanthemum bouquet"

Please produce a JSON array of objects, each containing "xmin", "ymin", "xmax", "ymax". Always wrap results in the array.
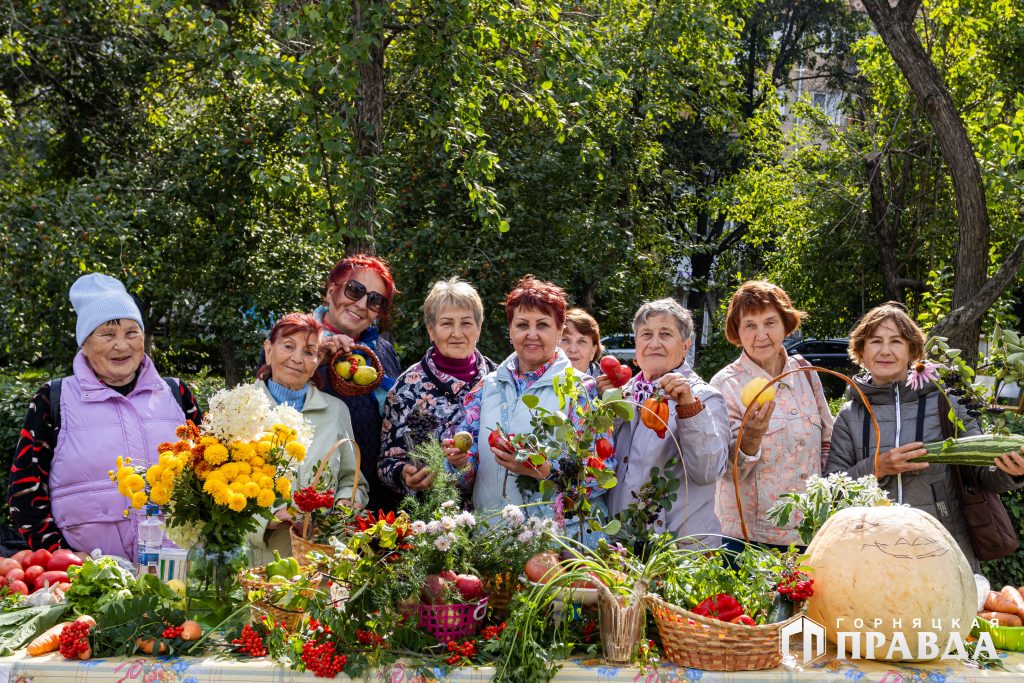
[{"xmin": 110, "ymin": 384, "xmax": 313, "ymax": 548}]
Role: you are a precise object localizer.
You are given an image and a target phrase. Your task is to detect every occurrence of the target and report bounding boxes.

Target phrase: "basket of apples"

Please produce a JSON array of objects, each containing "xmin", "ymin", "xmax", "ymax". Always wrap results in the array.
[
  {"xmin": 328, "ymin": 344, "xmax": 383, "ymax": 397},
  {"xmin": 416, "ymin": 570, "xmax": 489, "ymax": 641}
]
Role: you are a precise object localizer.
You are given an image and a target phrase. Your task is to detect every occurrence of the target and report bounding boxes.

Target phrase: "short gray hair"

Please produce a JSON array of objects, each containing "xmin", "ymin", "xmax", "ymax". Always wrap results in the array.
[
  {"xmin": 423, "ymin": 277, "xmax": 485, "ymax": 328},
  {"xmin": 632, "ymin": 298, "xmax": 694, "ymax": 340}
]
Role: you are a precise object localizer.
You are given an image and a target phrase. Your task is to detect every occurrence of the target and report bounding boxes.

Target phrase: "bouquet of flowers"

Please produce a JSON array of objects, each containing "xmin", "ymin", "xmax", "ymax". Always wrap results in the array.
[{"xmin": 110, "ymin": 384, "xmax": 314, "ymax": 548}]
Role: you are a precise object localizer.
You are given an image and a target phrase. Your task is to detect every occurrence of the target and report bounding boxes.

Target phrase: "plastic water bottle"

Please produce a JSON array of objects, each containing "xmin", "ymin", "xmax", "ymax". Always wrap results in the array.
[{"xmin": 137, "ymin": 505, "xmax": 162, "ymax": 576}]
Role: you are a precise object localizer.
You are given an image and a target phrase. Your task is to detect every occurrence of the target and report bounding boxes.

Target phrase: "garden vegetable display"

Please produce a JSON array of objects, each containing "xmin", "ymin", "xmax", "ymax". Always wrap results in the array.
[
  {"xmin": 27, "ymin": 615, "xmax": 95, "ymax": 656},
  {"xmin": 692, "ymin": 594, "xmax": 744, "ymax": 622},
  {"xmin": 804, "ymin": 506, "xmax": 975, "ymax": 661},
  {"xmin": 910, "ymin": 434, "xmax": 1024, "ymax": 465}
]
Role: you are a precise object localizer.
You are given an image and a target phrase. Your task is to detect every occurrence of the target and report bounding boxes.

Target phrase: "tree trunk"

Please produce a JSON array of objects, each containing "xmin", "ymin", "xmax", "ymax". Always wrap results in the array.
[
  {"xmin": 347, "ymin": 0, "xmax": 386, "ymax": 255},
  {"xmin": 220, "ymin": 341, "xmax": 244, "ymax": 387},
  {"xmin": 860, "ymin": 0, "xmax": 990, "ymax": 365},
  {"xmin": 865, "ymin": 152, "xmax": 902, "ymax": 301}
]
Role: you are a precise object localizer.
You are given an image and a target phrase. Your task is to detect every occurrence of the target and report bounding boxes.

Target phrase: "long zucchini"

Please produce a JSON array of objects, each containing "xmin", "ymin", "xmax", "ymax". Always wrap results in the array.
[{"xmin": 909, "ymin": 434, "xmax": 1024, "ymax": 465}]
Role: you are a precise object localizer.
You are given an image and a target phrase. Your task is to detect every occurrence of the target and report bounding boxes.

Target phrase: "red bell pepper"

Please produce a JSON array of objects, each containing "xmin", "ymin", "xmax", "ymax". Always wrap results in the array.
[
  {"xmin": 730, "ymin": 614, "xmax": 756, "ymax": 626},
  {"xmin": 692, "ymin": 593, "xmax": 744, "ymax": 622}
]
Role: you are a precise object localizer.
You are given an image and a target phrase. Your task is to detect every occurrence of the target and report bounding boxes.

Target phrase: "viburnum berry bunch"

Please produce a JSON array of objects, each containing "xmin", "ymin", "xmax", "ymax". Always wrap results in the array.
[
  {"xmin": 479, "ymin": 621, "xmax": 507, "ymax": 641},
  {"xmin": 776, "ymin": 569, "xmax": 814, "ymax": 602},
  {"xmin": 59, "ymin": 621, "xmax": 92, "ymax": 659},
  {"xmin": 444, "ymin": 639, "xmax": 477, "ymax": 665},
  {"xmin": 301, "ymin": 639, "xmax": 348, "ymax": 678},
  {"xmin": 232, "ymin": 624, "xmax": 267, "ymax": 657}
]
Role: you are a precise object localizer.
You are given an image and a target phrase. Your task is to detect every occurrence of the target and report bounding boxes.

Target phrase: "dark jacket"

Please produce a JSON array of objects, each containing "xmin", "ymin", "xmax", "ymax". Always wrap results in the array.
[{"xmin": 826, "ymin": 375, "xmax": 1023, "ymax": 570}]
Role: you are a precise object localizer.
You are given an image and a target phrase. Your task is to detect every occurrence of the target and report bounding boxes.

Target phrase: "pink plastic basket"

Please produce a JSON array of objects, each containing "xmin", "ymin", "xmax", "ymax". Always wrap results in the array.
[{"xmin": 416, "ymin": 598, "xmax": 489, "ymax": 641}]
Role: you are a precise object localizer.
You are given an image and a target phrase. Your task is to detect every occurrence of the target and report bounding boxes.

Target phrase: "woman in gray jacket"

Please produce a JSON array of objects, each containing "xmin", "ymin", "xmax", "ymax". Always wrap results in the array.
[{"xmin": 825, "ymin": 302, "xmax": 1024, "ymax": 570}]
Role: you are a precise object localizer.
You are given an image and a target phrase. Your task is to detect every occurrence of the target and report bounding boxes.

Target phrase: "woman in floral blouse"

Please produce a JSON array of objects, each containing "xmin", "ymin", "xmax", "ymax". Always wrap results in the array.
[
  {"xmin": 378, "ymin": 278, "xmax": 496, "ymax": 497},
  {"xmin": 710, "ymin": 281, "xmax": 834, "ymax": 553}
]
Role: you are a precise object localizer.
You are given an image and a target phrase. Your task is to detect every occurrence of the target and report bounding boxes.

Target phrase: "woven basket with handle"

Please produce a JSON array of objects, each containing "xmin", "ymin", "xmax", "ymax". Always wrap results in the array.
[
  {"xmin": 238, "ymin": 566, "xmax": 321, "ymax": 631},
  {"xmin": 327, "ymin": 344, "xmax": 384, "ymax": 397},
  {"xmin": 289, "ymin": 438, "xmax": 361, "ymax": 567}
]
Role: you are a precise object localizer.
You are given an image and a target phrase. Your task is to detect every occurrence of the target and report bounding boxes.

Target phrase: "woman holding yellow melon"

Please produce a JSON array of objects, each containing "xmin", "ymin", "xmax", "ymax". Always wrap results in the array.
[{"xmin": 710, "ymin": 281, "xmax": 834, "ymax": 553}]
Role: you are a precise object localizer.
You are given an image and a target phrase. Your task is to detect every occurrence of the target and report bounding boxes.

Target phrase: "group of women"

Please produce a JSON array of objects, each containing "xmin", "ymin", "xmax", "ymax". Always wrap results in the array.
[{"xmin": 8, "ymin": 260, "xmax": 1024, "ymax": 571}]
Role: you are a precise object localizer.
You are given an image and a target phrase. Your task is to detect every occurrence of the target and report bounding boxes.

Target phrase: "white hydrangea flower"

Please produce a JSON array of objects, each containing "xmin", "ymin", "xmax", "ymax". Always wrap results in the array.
[
  {"xmin": 203, "ymin": 385, "xmax": 273, "ymax": 443},
  {"xmin": 164, "ymin": 517, "xmax": 202, "ymax": 549},
  {"xmin": 501, "ymin": 505, "xmax": 525, "ymax": 526}
]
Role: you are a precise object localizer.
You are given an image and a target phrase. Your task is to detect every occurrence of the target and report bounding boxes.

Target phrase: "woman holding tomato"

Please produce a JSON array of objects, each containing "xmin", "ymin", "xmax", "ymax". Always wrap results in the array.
[
  {"xmin": 601, "ymin": 299, "xmax": 730, "ymax": 545},
  {"xmin": 443, "ymin": 276, "xmax": 611, "ymax": 542}
]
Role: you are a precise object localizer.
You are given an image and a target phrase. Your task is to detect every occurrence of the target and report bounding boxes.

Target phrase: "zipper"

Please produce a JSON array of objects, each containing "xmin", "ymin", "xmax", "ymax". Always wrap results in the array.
[{"xmin": 894, "ymin": 383, "xmax": 903, "ymax": 504}]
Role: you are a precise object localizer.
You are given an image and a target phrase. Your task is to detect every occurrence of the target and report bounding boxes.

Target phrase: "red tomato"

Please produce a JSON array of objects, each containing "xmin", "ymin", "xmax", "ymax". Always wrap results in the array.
[
  {"xmin": 36, "ymin": 570, "xmax": 70, "ymax": 588},
  {"xmin": 29, "ymin": 549, "xmax": 53, "ymax": 569},
  {"xmin": 12, "ymin": 550, "xmax": 32, "ymax": 569},
  {"xmin": 47, "ymin": 553, "xmax": 83, "ymax": 572},
  {"xmin": 7, "ymin": 580, "xmax": 28, "ymax": 596},
  {"xmin": 5, "ymin": 567, "xmax": 24, "ymax": 584},
  {"xmin": 24, "ymin": 564, "xmax": 45, "ymax": 588},
  {"xmin": 730, "ymin": 614, "xmax": 756, "ymax": 626},
  {"xmin": 595, "ymin": 438, "xmax": 614, "ymax": 460}
]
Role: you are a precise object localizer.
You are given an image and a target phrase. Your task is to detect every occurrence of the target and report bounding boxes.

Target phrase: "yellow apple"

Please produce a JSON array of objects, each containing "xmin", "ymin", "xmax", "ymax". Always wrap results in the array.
[
  {"xmin": 334, "ymin": 361, "xmax": 354, "ymax": 380},
  {"xmin": 352, "ymin": 365, "xmax": 378, "ymax": 386}
]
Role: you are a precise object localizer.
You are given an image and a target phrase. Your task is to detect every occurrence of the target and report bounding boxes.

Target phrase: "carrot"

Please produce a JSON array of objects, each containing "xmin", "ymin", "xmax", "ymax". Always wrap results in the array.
[
  {"xmin": 984, "ymin": 590, "xmax": 1018, "ymax": 614},
  {"xmin": 1000, "ymin": 586, "xmax": 1024, "ymax": 618},
  {"xmin": 979, "ymin": 611, "xmax": 1023, "ymax": 627},
  {"xmin": 26, "ymin": 615, "xmax": 95, "ymax": 656}
]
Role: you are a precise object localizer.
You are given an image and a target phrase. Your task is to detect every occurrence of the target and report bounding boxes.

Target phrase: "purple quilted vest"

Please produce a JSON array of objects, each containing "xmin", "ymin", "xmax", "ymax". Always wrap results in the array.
[{"xmin": 51, "ymin": 352, "xmax": 184, "ymax": 560}]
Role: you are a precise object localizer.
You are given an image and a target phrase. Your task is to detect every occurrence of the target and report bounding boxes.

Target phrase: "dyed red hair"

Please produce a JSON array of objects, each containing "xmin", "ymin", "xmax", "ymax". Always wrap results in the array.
[
  {"xmin": 257, "ymin": 312, "xmax": 324, "ymax": 388},
  {"xmin": 324, "ymin": 253, "xmax": 398, "ymax": 326},
  {"xmin": 724, "ymin": 280, "xmax": 805, "ymax": 346},
  {"xmin": 504, "ymin": 275, "xmax": 568, "ymax": 329}
]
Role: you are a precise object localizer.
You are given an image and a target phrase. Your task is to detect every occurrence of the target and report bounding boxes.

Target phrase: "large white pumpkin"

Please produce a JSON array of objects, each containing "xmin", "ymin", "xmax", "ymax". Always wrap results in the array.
[{"xmin": 803, "ymin": 505, "xmax": 975, "ymax": 662}]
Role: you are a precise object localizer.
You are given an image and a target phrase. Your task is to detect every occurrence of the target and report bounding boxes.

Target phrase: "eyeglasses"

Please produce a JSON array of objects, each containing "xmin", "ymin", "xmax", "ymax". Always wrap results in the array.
[{"xmin": 337, "ymin": 279, "xmax": 390, "ymax": 313}]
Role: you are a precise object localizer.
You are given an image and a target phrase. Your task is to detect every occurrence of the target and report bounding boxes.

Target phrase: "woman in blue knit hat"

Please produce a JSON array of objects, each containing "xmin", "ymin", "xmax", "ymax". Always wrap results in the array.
[{"xmin": 7, "ymin": 273, "xmax": 202, "ymax": 560}]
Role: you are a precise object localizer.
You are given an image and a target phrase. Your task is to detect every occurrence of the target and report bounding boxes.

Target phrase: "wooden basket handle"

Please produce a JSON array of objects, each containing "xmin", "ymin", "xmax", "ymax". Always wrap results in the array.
[
  {"xmin": 732, "ymin": 365, "xmax": 881, "ymax": 541},
  {"xmin": 302, "ymin": 437, "xmax": 362, "ymax": 540}
]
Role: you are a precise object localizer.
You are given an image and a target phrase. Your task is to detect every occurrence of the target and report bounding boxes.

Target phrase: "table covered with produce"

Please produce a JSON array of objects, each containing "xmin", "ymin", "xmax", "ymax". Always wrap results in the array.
[{"xmin": 5, "ymin": 378, "xmax": 1024, "ymax": 683}]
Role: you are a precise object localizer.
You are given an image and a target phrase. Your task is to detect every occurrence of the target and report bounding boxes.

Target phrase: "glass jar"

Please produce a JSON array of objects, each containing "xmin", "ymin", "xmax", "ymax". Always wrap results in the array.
[{"xmin": 185, "ymin": 538, "xmax": 250, "ymax": 630}]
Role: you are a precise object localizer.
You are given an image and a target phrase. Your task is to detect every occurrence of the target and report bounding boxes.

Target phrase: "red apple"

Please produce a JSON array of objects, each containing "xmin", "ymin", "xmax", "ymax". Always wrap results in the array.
[
  {"xmin": 439, "ymin": 569, "xmax": 457, "ymax": 582},
  {"xmin": 524, "ymin": 551, "xmax": 564, "ymax": 584},
  {"xmin": 454, "ymin": 574, "xmax": 485, "ymax": 601},
  {"xmin": 420, "ymin": 574, "xmax": 449, "ymax": 604}
]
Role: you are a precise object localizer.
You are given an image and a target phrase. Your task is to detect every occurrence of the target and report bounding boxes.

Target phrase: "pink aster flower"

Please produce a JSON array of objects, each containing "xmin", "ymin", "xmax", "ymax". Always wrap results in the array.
[{"xmin": 906, "ymin": 360, "xmax": 940, "ymax": 391}]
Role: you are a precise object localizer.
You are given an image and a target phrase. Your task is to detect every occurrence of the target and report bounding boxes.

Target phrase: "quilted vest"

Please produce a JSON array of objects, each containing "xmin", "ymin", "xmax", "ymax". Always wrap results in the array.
[{"xmin": 51, "ymin": 352, "xmax": 185, "ymax": 560}]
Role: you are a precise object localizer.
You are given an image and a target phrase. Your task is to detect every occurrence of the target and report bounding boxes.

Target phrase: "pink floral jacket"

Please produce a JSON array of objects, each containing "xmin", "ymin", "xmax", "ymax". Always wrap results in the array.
[{"xmin": 710, "ymin": 351, "xmax": 834, "ymax": 546}]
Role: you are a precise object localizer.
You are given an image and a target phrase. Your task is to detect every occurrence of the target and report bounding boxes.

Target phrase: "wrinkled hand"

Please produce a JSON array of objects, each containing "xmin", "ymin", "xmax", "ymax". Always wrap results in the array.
[
  {"xmin": 875, "ymin": 441, "xmax": 929, "ymax": 478},
  {"xmin": 994, "ymin": 447, "xmax": 1024, "ymax": 477},
  {"xmin": 595, "ymin": 374, "xmax": 615, "ymax": 395},
  {"xmin": 442, "ymin": 439, "xmax": 470, "ymax": 470},
  {"xmin": 267, "ymin": 507, "xmax": 296, "ymax": 531},
  {"xmin": 738, "ymin": 399, "xmax": 776, "ymax": 456},
  {"xmin": 493, "ymin": 445, "xmax": 550, "ymax": 480},
  {"xmin": 319, "ymin": 333, "xmax": 357, "ymax": 363},
  {"xmin": 658, "ymin": 373, "xmax": 695, "ymax": 406},
  {"xmin": 401, "ymin": 463, "xmax": 435, "ymax": 491}
]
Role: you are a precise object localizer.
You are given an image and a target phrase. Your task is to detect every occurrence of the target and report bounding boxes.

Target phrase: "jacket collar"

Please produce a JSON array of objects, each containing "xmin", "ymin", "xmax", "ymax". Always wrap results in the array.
[
  {"xmin": 495, "ymin": 347, "xmax": 571, "ymax": 387},
  {"xmin": 736, "ymin": 349, "xmax": 794, "ymax": 383},
  {"xmin": 255, "ymin": 379, "xmax": 329, "ymax": 413},
  {"xmin": 846, "ymin": 371, "xmax": 935, "ymax": 406}
]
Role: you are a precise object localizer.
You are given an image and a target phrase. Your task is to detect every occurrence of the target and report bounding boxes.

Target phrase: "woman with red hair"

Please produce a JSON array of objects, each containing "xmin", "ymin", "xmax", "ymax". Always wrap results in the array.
[
  {"xmin": 443, "ymin": 276, "xmax": 611, "ymax": 543},
  {"xmin": 251, "ymin": 313, "xmax": 368, "ymax": 564}
]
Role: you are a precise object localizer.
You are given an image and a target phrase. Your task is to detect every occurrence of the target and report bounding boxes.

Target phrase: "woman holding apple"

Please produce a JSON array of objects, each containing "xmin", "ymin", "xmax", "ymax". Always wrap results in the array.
[
  {"xmin": 444, "ymin": 276, "xmax": 609, "ymax": 540},
  {"xmin": 710, "ymin": 281, "xmax": 833, "ymax": 553},
  {"xmin": 250, "ymin": 313, "xmax": 368, "ymax": 565},
  {"xmin": 309, "ymin": 254, "xmax": 403, "ymax": 514},
  {"xmin": 602, "ymin": 299, "xmax": 730, "ymax": 544},
  {"xmin": 8, "ymin": 274, "xmax": 202, "ymax": 560},
  {"xmin": 378, "ymin": 278, "xmax": 496, "ymax": 497}
]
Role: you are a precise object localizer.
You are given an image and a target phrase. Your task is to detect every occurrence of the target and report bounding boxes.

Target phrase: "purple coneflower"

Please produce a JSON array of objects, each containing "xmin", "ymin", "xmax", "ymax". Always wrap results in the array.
[{"xmin": 906, "ymin": 360, "xmax": 940, "ymax": 391}]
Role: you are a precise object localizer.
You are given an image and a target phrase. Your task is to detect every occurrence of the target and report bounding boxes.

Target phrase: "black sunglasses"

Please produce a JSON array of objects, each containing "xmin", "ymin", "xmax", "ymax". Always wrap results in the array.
[{"xmin": 339, "ymin": 279, "xmax": 390, "ymax": 313}]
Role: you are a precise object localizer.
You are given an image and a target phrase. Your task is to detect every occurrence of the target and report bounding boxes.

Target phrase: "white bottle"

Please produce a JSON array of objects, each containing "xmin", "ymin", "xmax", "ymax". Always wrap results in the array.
[{"xmin": 137, "ymin": 505, "xmax": 162, "ymax": 576}]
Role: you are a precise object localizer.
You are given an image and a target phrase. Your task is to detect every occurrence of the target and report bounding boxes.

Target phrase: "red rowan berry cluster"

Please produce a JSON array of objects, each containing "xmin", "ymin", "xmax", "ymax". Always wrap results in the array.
[
  {"xmin": 58, "ymin": 621, "xmax": 92, "ymax": 659},
  {"xmin": 480, "ymin": 622, "xmax": 507, "ymax": 641},
  {"xmin": 301, "ymin": 640, "xmax": 348, "ymax": 678},
  {"xmin": 355, "ymin": 629, "xmax": 386, "ymax": 647},
  {"xmin": 293, "ymin": 486, "xmax": 335, "ymax": 513},
  {"xmin": 162, "ymin": 625, "xmax": 184, "ymax": 639},
  {"xmin": 232, "ymin": 624, "xmax": 267, "ymax": 657},
  {"xmin": 444, "ymin": 639, "xmax": 477, "ymax": 665},
  {"xmin": 776, "ymin": 570, "xmax": 814, "ymax": 602}
]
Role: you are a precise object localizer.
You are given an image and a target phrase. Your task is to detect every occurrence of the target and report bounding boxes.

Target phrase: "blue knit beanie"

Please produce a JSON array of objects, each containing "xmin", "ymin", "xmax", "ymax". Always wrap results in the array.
[{"xmin": 70, "ymin": 273, "xmax": 145, "ymax": 347}]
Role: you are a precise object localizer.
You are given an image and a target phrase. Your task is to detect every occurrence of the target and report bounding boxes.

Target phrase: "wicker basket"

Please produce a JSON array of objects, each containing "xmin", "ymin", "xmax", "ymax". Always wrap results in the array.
[
  {"xmin": 238, "ymin": 567, "xmax": 319, "ymax": 631},
  {"xmin": 289, "ymin": 439, "xmax": 362, "ymax": 567},
  {"xmin": 482, "ymin": 571, "xmax": 519, "ymax": 616},
  {"xmin": 645, "ymin": 593, "xmax": 799, "ymax": 671},
  {"xmin": 327, "ymin": 344, "xmax": 384, "ymax": 397},
  {"xmin": 417, "ymin": 598, "xmax": 489, "ymax": 641}
]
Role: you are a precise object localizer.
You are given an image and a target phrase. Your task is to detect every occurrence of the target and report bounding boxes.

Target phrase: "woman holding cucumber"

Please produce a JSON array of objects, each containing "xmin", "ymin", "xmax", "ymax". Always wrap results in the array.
[{"xmin": 826, "ymin": 302, "xmax": 1024, "ymax": 570}]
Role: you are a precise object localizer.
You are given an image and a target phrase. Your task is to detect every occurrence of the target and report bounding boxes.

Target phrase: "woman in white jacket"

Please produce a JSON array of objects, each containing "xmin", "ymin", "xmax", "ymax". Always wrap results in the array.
[{"xmin": 249, "ymin": 313, "xmax": 368, "ymax": 565}]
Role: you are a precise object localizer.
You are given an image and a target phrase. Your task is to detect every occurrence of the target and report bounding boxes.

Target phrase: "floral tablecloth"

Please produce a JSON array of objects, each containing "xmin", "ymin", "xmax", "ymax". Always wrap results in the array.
[{"xmin": 4, "ymin": 649, "xmax": 1024, "ymax": 683}]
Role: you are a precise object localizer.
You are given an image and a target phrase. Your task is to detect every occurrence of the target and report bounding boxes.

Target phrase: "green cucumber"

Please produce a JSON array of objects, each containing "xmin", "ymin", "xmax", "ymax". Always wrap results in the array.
[{"xmin": 909, "ymin": 434, "xmax": 1024, "ymax": 465}]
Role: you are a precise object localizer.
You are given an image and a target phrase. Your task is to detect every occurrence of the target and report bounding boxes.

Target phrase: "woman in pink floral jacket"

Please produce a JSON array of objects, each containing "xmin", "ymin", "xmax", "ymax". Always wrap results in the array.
[{"xmin": 710, "ymin": 281, "xmax": 833, "ymax": 552}]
